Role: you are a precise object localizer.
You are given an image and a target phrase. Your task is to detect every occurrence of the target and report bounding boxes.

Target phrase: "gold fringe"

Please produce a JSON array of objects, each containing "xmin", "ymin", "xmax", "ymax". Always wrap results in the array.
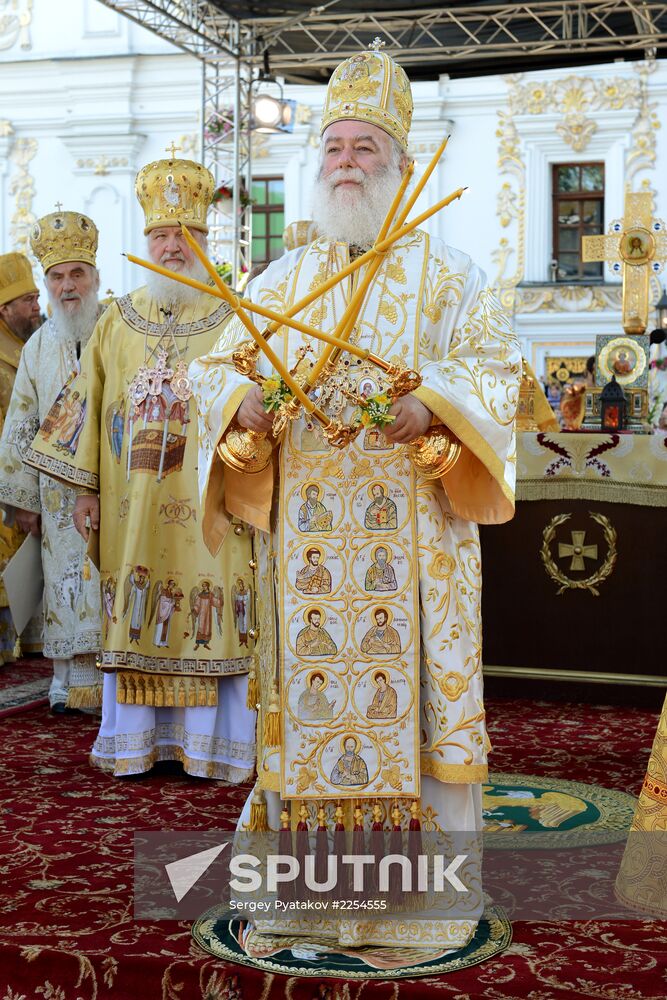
[
  {"xmin": 263, "ymin": 683, "xmax": 281, "ymax": 747},
  {"xmin": 115, "ymin": 671, "xmax": 218, "ymax": 708},
  {"xmin": 246, "ymin": 663, "xmax": 260, "ymax": 710},
  {"xmin": 66, "ymin": 684, "xmax": 103, "ymax": 709},
  {"xmin": 247, "ymin": 788, "xmax": 271, "ymax": 832},
  {"xmin": 12, "ymin": 636, "xmax": 22, "ymax": 659},
  {"xmin": 82, "ymin": 556, "xmax": 91, "ymax": 581}
]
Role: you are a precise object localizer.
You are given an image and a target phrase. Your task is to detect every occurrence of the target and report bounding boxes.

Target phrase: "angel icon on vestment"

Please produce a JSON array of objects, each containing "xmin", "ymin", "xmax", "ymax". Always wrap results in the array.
[
  {"xmin": 101, "ymin": 575, "xmax": 117, "ymax": 639},
  {"xmin": 148, "ymin": 578, "xmax": 184, "ymax": 648},
  {"xmin": 122, "ymin": 566, "xmax": 150, "ymax": 644},
  {"xmin": 187, "ymin": 580, "xmax": 224, "ymax": 651},
  {"xmin": 231, "ymin": 577, "xmax": 251, "ymax": 647}
]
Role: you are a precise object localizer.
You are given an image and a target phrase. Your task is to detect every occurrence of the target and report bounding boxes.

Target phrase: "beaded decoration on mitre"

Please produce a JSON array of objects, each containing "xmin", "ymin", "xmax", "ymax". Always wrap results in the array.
[
  {"xmin": 30, "ymin": 209, "xmax": 99, "ymax": 273},
  {"xmin": 320, "ymin": 38, "xmax": 413, "ymax": 151},
  {"xmin": 135, "ymin": 157, "xmax": 215, "ymax": 235}
]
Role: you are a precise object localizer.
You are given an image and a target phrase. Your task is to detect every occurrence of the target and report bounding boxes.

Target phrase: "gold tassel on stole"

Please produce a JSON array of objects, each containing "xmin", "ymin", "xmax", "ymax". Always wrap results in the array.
[
  {"xmin": 247, "ymin": 787, "xmax": 270, "ymax": 832},
  {"xmin": 263, "ymin": 682, "xmax": 281, "ymax": 747},
  {"xmin": 246, "ymin": 659, "xmax": 260, "ymax": 710},
  {"xmin": 115, "ymin": 671, "xmax": 218, "ymax": 707},
  {"xmin": 66, "ymin": 684, "xmax": 103, "ymax": 709}
]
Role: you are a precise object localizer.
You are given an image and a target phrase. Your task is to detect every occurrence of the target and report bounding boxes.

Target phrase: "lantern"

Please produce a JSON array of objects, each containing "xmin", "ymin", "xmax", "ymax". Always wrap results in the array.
[{"xmin": 600, "ymin": 375, "xmax": 626, "ymax": 432}]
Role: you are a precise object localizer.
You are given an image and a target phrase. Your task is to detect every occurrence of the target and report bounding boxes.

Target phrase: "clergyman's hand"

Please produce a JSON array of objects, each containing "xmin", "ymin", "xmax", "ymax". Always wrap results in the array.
[
  {"xmin": 73, "ymin": 494, "xmax": 100, "ymax": 542},
  {"xmin": 236, "ymin": 386, "xmax": 274, "ymax": 433},
  {"xmin": 14, "ymin": 508, "xmax": 41, "ymax": 537},
  {"xmin": 383, "ymin": 395, "xmax": 432, "ymax": 445}
]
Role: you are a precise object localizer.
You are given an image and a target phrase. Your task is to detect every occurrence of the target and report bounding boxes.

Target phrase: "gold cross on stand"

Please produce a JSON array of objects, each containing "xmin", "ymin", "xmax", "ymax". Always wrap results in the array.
[
  {"xmin": 54, "ymin": 201, "xmax": 63, "ymax": 212},
  {"xmin": 165, "ymin": 141, "xmax": 182, "ymax": 159},
  {"xmin": 582, "ymin": 191, "xmax": 667, "ymax": 335},
  {"xmin": 558, "ymin": 530, "xmax": 598, "ymax": 572}
]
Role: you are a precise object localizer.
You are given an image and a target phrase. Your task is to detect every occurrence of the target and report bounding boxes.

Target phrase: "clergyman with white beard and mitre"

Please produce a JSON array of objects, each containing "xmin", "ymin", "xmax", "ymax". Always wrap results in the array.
[
  {"xmin": 26, "ymin": 156, "xmax": 257, "ymax": 779},
  {"xmin": 190, "ymin": 45, "xmax": 520, "ymax": 955},
  {"xmin": 0, "ymin": 212, "xmax": 104, "ymax": 711}
]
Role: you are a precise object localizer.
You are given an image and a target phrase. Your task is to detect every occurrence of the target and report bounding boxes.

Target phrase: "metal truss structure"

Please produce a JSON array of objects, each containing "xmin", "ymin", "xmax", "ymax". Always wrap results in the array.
[{"xmin": 98, "ymin": 0, "xmax": 667, "ymax": 271}]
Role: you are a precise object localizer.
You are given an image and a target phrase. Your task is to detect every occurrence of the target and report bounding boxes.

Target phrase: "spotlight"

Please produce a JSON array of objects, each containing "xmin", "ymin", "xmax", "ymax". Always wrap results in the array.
[{"xmin": 251, "ymin": 92, "xmax": 295, "ymax": 134}]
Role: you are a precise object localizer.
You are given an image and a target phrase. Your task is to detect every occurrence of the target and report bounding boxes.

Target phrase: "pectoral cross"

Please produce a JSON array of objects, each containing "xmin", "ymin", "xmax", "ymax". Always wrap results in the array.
[
  {"xmin": 582, "ymin": 191, "xmax": 667, "ymax": 335},
  {"xmin": 558, "ymin": 530, "xmax": 598, "ymax": 572},
  {"xmin": 165, "ymin": 141, "xmax": 182, "ymax": 159}
]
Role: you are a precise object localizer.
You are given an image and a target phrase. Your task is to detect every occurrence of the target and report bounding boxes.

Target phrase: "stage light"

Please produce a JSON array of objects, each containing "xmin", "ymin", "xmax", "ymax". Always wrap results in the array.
[{"xmin": 251, "ymin": 91, "xmax": 294, "ymax": 134}]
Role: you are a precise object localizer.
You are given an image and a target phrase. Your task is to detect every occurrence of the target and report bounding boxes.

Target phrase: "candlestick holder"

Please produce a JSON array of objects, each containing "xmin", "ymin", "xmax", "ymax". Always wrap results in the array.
[
  {"xmin": 406, "ymin": 425, "xmax": 461, "ymax": 480},
  {"xmin": 217, "ymin": 422, "xmax": 274, "ymax": 475}
]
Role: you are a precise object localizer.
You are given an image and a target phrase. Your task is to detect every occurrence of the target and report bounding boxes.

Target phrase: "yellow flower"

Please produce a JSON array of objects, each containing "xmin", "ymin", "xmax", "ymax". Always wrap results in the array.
[
  {"xmin": 360, "ymin": 411, "xmax": 372, "ymax": 426},
  {"xmin": 263, "ymin": 376, "xmax": 280, "ymax": 390},
  {"xmin": 375, "ymin": 393, "xmax": 390, "ymax": 406},
  {"xmin": 438, "ymin": 671, "xmax": 469, "ymax": 701},
  {"xmin": 428, "ymin": 551, "xmax": 456, "ymax": 580}
]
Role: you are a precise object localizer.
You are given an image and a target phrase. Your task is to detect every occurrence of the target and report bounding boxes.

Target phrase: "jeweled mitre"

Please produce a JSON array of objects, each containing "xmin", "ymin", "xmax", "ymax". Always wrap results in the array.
[
  {"xmin": 320, "ymin": 48, "xmax": 413, "ymax": 151},
  {"xmin": 30, "ymin": 211, "xmax": 99, "ymax": 273},
  {"xmin": 135, "ymin": 157, "xmax": 215, "ymax": 235}
]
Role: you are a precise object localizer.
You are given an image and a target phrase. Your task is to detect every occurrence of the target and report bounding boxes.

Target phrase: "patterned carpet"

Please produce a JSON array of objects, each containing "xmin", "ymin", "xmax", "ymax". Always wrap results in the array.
[
  {"xmin": 0, "ymin": 657, "xmax": 51, "ymax": 717},
  {"xmin": 0, "ymin": 697, "xmax": 665, "ymax": 998}
]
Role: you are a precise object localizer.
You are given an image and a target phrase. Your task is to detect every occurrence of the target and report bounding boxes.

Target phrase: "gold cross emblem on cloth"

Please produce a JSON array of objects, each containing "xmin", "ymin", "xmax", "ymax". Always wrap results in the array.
[
  {"xmin": 582, "ymin": 191, "xmax": 667, "ymax": 335},
  {"xmin": 558, "ymin": 530, "xmax": 598, "ymax": 572}
]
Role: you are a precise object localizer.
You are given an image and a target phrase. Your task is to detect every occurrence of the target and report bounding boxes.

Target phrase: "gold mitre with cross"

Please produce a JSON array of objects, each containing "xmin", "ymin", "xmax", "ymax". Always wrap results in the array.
[
  {"xmin": 135, "ymin": 147, "xmax": 215, "ymax": 235},
  {"xmin": 0, "ymin": 252, "xmax": 37, "ymax": 306},
  {"xmin": 320, "ymin": 39, "xmax": 413, "ymax": 151},
  {"xmin": 582, "ymin": 191, "xmax": 667, "ymax": 335},
  {"xmin": 30, "ymin": 208, "xmax": 98, "ymax": 273}
]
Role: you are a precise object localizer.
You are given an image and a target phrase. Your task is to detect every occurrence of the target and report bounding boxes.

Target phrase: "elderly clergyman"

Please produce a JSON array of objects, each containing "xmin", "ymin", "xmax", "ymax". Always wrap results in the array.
[
  {"xmin": 0, "ymin": 212, "xmax": 103, "ymax": 712},
  {"xmin": 190, "ymin": 45, "xmax": 521, "ymax": 959},
  {"xmin": 28, "ymin": 156, "xmax": 256, "ymax": 779}
]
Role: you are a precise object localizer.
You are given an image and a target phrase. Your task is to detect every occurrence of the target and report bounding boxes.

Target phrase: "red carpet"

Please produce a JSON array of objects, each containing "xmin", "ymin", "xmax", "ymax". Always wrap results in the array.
[
  {"xmin": 0, "ymin": 657, "xmax": 51, "ymax": 716},
  {"xmin": 0, "ymin": 697, "xmax": 664, "ymax": 998}
]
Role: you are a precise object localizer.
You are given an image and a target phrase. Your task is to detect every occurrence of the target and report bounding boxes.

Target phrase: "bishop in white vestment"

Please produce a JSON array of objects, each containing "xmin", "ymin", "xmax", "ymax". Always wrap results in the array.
[{"xmin": 191, "ymin": 47, "xmax": 520, "ymax": 954}]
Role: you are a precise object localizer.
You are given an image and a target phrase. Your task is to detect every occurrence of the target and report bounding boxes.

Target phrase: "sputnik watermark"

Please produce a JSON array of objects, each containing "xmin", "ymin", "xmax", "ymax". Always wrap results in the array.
[{"xmin": 229, "ymin": 851, "xmax": 469, "ymax": 894}]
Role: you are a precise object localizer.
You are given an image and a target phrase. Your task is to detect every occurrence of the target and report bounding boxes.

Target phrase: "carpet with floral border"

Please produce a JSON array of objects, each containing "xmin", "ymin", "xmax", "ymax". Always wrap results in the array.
[{"xmin": 0, "ymin": 697, "xmax": 665, "ymax": 999}]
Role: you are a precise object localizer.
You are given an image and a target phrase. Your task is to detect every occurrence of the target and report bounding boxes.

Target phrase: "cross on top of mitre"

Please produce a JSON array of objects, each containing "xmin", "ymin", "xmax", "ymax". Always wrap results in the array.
[{"xmin": 582, "ymin": 191, "xmax": 667, "ymax": 335}]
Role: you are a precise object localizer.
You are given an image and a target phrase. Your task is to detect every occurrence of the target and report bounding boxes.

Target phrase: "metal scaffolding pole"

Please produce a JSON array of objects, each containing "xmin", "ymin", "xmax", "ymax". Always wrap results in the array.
[{"xmin": 95, "ymin": 0, "xmax": 667, "ymax": 274}]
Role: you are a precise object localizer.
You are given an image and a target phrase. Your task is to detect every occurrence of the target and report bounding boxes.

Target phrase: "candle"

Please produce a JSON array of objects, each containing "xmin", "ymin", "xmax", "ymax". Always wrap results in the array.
[
  {"xmin": 375, "ymin": 187, "xmax": 467, "ymax": 254},
  {"xmin": 308, "ymin": 162, "xmax": 415, "ymax": 383},
  {"xmin": 295, "ymin": 137, "xmax": 449, "ymax": 383},
  {"xmin": 124, "ymin": 251, "xmax": 370, "ymax": 359},
  {"xmin": 179, "ymin": 226, "xmax": 321, "ymax": 418}
]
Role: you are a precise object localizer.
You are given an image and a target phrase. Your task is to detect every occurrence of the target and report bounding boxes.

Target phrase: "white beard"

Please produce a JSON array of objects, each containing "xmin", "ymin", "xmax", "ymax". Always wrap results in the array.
[
  {"xmin": 48, "ymin": 290, "xmax": 100, "ymax": 347},
  {"xmin": 311, "ymin": 160, "xmax": 405, "ymax": 247},
  {"xmin": 143, "ymin": 253, "xmax": 210, "ymax": 308}
]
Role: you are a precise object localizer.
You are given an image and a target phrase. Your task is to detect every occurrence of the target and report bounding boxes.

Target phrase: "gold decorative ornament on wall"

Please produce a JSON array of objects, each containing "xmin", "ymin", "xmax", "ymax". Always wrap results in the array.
[
  {"xmin": 492, "ymin": 64, "xmax": 659, "ymax": 316},
  {"xmin": 9, "ymin": 136, "xmax": 38, "ymax": 258},
  {"xmin": 540, "ymin": 512, "xmax": 617, "ymax": 596}
]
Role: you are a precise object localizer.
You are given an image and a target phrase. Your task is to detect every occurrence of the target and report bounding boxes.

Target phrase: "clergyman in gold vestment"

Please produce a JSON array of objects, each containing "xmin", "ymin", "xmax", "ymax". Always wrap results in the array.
[
  {"xmin": 0, "ymin": 252, "xmax": 40, "ymax": 661},
  {"xmin": 27, "ymin": 156, "xmax": 256, "ymax": 780}
]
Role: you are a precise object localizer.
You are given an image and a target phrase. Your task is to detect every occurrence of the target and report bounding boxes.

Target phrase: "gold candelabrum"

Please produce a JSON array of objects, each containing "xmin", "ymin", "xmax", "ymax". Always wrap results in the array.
[
  {"xmin": 222, "ymin": 335, "xmax": 460, "ymax": 479},
  {"xmin": 126, "ymin": 135, "xmax": 466, "ymax": 480}
]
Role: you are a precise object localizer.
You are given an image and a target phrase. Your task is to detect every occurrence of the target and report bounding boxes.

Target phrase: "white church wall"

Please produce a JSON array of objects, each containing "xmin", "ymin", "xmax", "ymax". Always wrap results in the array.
[{"xmin": 0, "ymin": 0, "xmax": 665, "ymax": 381}]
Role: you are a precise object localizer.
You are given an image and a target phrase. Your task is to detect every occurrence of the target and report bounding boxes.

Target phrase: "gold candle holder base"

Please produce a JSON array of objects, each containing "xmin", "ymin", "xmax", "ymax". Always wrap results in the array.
[
  {"xmin": 217, "ymin": 423, "xmax": 273, "ymax": 475},
  {"xmin": 407, "ymin": 425, "xmax": 461, "ymax": 480}
]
